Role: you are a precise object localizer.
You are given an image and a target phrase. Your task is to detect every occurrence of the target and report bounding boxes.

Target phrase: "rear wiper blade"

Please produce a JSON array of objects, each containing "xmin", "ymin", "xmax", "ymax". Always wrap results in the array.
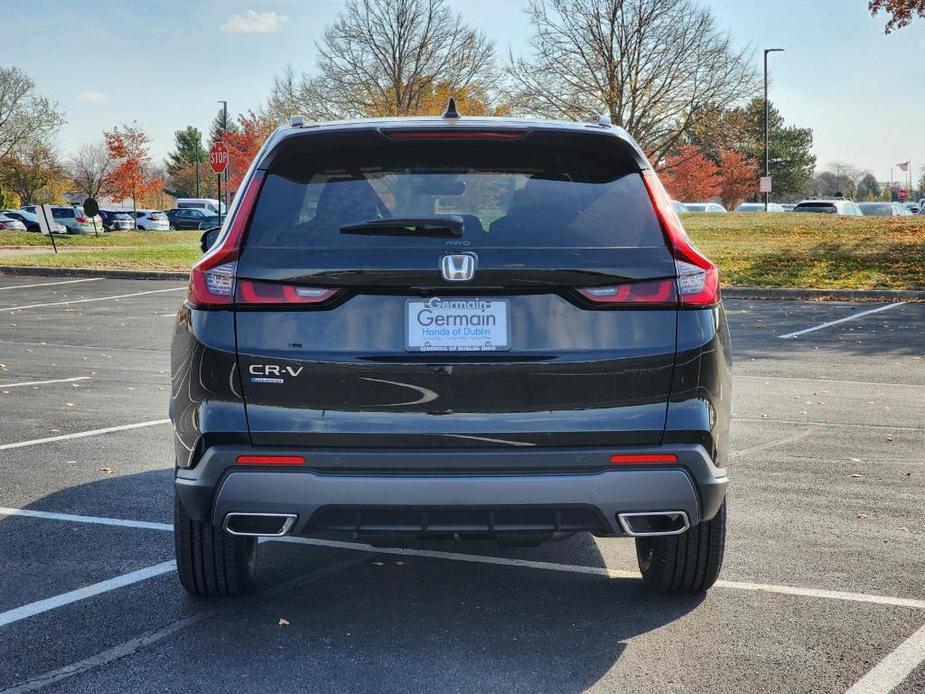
[{"xmin": 340, "ymin": 215, "xmax": 463, "ymax": 238}]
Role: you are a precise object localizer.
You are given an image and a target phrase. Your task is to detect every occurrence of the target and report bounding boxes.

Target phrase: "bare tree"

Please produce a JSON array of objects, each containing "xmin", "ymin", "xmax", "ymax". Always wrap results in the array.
[
  {"xmin": 0, "ymin": 66, "xmax": 64, "ymax": 160},
  {"xmin": 509, "ymin": 0, "xmax": 757, "ymax": 162},
  {"xmin": 265, "ymin": 0, "xmax": 497, "ymax": 120},
  {"xmin": 69, "ymin": 141, "xmax": 112, "ymax": 200}
]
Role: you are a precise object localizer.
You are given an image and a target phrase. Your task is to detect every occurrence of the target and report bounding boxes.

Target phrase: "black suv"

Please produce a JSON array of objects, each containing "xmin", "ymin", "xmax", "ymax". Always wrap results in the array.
[{"xmin": 170, "ymin": 113, "xmax": 731, "ymax": 597}]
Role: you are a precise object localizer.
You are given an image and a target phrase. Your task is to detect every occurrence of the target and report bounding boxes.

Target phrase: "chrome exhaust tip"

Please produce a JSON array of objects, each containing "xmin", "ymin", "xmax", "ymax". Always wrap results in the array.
[
  {"xmin": 223, "ymin": 512, "xmax": 297, "ymax": 537},
  {"xmin": 617, "ymin": 511, "xmax": 690, "ymax": 537}
]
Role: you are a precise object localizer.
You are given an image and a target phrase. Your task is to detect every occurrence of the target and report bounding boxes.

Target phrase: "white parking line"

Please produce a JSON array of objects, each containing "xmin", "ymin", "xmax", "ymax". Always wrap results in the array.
[
  {"xmin": 0, "ymin": 278, "xmax": 103, "ymax": 291},
  {"xmin": 0, "ymin": 507, "xmax": 171, "ymax": 531},
  {"xmin": 778, "ymin": 302, "xmax": 907, "ymax": 339},
  {"xmin": 0, "ymin": 561, "xmax": 176, "ymax": 628},
  {"xmin": 0, "ymin": 376, "xmax": 91, "ymax": 389},
  {"xmin": 0, "ymin": 287, "xmax": 185, "ymax": 313},
  {"xmin": 0, "ymin": 419, "xmax": 170, "ymax": 451},
  {"xmin": 729, "ymin": 429, "xmax": 814, "ymax": 459},
  {"xmin": 3, "ymin": 506, "xmax": 924, "ymax": 612},
  {"xmin": 846, "ymin": 623, "xmax": 925, "ymax": 694}
]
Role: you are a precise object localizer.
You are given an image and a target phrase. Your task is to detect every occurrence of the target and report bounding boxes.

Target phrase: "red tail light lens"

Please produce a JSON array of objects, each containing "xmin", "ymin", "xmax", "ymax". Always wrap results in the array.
[
  {"xmin": 76, "ymin": 216, "xmax": 90, "ymax": 223},
  {"xmin": 188, "ymin": 171, "xmax": 265, "ymax": 308},
  {"xmin": 610, "ymin": 453, "xmax": 678, "ymax": 464},
  {"xmin": 236, "ymin": 455, "xmax": 305, "ymax": 465},
  {"xmin": 642, "ymin": 170, "xmax": 720, "ymax": 307},
  {"xmin": 578, "ymin": 278, "xmax": 677, "ymax": 305},
  {"xmin": 235, "ymin": 279, "xmax": 338, "ymax": 305}
]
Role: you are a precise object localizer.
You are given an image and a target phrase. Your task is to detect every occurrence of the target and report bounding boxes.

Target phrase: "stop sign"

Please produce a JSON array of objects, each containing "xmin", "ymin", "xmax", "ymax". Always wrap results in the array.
[
  {"xmin": 209, "ymin": 142, "xmax": 229, "ymax": 174},
  {"xmin": 898, "ymin": 188, "xmax": 907, "ymax": 201}
]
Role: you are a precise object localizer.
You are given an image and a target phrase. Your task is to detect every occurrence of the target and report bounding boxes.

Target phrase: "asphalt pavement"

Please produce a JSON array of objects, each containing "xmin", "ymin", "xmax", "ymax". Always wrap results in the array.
[{"xmin": 0, "ymin": 274, "xmax": 922, "ymax": 693}]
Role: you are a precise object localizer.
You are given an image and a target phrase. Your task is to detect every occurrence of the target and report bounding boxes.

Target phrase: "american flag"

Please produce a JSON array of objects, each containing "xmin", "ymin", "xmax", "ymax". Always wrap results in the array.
[{"xmin": 896, "ymin": 161, "xmax": 910, "ymax": 172}]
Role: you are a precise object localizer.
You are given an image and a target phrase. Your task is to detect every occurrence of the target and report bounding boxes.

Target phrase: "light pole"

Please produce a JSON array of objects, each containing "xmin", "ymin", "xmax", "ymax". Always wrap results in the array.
[
  {"xmin": 764, "ymin": 48, "xmax": 784, "ymax": 211},
  {"xmin": 217, "ymin": 100, "xmax": 228, "ymax": 214}
]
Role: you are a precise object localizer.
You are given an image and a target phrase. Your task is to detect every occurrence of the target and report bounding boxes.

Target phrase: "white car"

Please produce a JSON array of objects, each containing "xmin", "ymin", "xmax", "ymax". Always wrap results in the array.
[
  {"xmin": 0, "ymin": 213, "xmax": 27, "ymax": 231},
  {"xmin": 735, "ymin": 202, "xmax": 785, "ymax": 213},
  {"xmin": 134, "ymin": 210, "xmax": 170, "ymax": 231},
  {"xmin": 792, "ymin": 199, "xmax": 863, "ymax": 216},
  {"xmin": 683, "ymin": 202, "xmax": 727, "ymax": 213}
]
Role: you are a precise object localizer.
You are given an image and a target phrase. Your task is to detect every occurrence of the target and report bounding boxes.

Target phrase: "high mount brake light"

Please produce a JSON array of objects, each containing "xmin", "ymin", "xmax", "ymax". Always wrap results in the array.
[
  {"xmin": 642, "ymin": 170, "xmax": 720, "ymax": 307},
  {"xmin": 187, "ymin": 171, "xmax": 265, "ymax": 308},
  {"xmin": 382, "ymin": 130, "xmax": 526, "ymax": 140},
  {"xmin": 235, "ymin": 279, "xmax": 339, "ymax": 305},
  {"xmin": 577, "ymin": 278, "xmax": 677, "ymax": 305}
]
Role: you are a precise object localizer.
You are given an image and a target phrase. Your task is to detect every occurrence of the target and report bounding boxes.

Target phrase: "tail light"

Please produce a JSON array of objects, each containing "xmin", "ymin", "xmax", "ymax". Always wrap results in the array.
[
  {"xmin": 577, "ymin": 278, "xmax": 677, "ymax": 306},
  {"xmin": 187, "ymin": 171, "xmax": 265, "ymax": 308},
  {"xmin": 642, "ymin": 170, "xmax": 720, "ymax": 307},
  {"xmin": 382, "ymin": 130, "xmax": 526, "ymax": 140},
  {"xmin": 236, "ymin": 455, "xmax": 305, "ymax": 465},
  {"xmin": 76, "ymin": 216, "xmax": 90, "ymax": 223},
  {"xmin": 235, "ymin": 279, "xmax": 338, "ymax": 305}
]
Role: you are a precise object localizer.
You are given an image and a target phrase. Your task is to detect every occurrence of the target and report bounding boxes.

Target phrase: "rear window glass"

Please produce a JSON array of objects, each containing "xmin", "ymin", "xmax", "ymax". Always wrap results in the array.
[
  {"xmin": 795, "ymin": 203, "xmax": 837, "ymax": 214},
  {"xmin": 245, "ymin": 143, "xmax": 664, "ymax": 249},
  {"xmin": 52, "ymin": 208, "xmax": 75, "ymax": 218}
]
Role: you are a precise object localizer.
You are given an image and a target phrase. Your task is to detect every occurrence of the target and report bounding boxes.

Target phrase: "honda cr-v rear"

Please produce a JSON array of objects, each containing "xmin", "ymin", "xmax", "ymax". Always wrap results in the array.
[{"xmin": 170, "ymin": 110, "xmax": 731, "ymax": 597}]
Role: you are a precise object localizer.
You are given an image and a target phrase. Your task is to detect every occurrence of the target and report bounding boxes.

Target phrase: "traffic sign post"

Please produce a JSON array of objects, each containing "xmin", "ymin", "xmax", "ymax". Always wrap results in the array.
[{"xmin": 209, "ymin": 142, "xmax": 229, "ymax": 227}]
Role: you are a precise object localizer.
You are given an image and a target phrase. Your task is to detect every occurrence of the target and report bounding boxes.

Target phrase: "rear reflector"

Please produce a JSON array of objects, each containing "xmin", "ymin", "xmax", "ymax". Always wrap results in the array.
[
  {"xmin": 235, "ymin": 279, "xmax": 338, "ymax": 305},
  {"xmin": 236, "ymin": 455, "xmax": 305, "ymax": 465},
  {"xmin": 610, "ymin": 453, "xmax": 678, "ymax": 464},
  {"xmin": 578, "ymin": 278, "xmax": 677, "ymax": 305}
]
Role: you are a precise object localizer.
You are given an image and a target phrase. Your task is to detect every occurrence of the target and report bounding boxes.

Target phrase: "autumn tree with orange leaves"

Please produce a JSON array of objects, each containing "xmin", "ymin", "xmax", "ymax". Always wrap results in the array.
[
  {"xmin": 222, "ymin": 111, "xmax": 276, "ymax": 192},
  {"xmin": 660, "ymin": 145, "xmax": 721, "ymax": 202},
  {"xmin": 869, "ymin": 0, "xmax": 925, "ymax": 31},
  {"xmin": 718, "ymin": 149, "xmax": 758, "ymax": 210},
  {"xmin": 104, "ymin": 123, "xmax": 162, "ymax": 217}
]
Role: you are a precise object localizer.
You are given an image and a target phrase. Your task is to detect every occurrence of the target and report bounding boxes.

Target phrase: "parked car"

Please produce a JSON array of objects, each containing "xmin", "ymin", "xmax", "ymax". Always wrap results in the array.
[
  {"xmin": 792, "ymin": 200, "xmax": 863, "ymax": 216},
  {"xmin": 166, "ymin": 207, "xmax": 219, "ymax": 230},
  {"xmin": 134, "ymin": 210, "xmax": 170, "ymax": 231},
  {"xmin": 683, "ymin": 203, "xmax": 727, "ymax": 213},
  {"xmin": 735, "ymin": 202, "xmax": 785, "ymax": 213},
  {"xmin": 99, "ymin": 210, "xmax": 136, "ymax": 231},
  {"xmin": 781, "ymin": 204, "xmax": 797, "ymax": 211},
  {"xmin": 172, "ymin": 113, "xmax": 731, "ymax": 597},
  {"xmin": 902, "ymin": 202, "xmax": 920, "ymax": 215},
  {"xmin": 671, "ymin": 200, "xmax": 689, "ymax": 213},
  {"xmin": 175, "ymin": 197, "xmax": 226, "ymax": 215},
  {"xmin": 858, "ymin": 202, "xmax": 909, "ymax": 217},
  {"xmin": 7, "ymin": 209, "xmax": 68, "ymax": 234},
  {"xmin": 0, "ymin": 213, "xmax": 27, "ymax": 231},
  {"xmin": 26, "ymin": 205, "xmax": 102, "ymax": 234}
]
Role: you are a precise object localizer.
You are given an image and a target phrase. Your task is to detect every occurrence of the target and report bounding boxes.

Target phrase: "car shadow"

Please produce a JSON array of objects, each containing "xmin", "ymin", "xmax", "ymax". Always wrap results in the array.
[{"xmin": 8, "ymin": 472, "xmax": 706, "ymax": 692}]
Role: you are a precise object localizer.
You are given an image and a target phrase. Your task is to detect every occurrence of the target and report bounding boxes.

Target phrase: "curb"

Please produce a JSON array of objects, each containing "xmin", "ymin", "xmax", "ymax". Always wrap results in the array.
[
  {"xmin": 722, "ymin": 287, "xmax": 924, "ymax": 302},
  {"xmin": 0, "ymin": 266, "xmax": 921, "ymax": 301},
  {"xmin": 0, "ymin": 266, "xmax": 189, "ymax": 281}
]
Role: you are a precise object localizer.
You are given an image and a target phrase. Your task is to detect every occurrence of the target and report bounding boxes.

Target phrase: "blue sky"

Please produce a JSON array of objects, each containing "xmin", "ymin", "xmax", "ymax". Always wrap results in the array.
[{"xmin": 6, "ymin": 0, "xmax": 924, "ymax": 182}]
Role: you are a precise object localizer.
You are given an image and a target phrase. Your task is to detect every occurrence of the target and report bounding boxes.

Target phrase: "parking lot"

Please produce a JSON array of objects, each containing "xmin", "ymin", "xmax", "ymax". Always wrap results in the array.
[{"xmin": 0, "ymin": 274, "xmax": 922, "ymax": 693}]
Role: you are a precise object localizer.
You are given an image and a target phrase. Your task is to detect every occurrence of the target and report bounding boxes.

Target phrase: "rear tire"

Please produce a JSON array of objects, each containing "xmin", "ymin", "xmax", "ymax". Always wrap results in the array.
[
  {"xmin": 174, "ymin": 493, "xmax": 257, "ymax": 596},
  {"xmin": 635, "ymin": 501, "xmax": 726, "ymax": 593}
]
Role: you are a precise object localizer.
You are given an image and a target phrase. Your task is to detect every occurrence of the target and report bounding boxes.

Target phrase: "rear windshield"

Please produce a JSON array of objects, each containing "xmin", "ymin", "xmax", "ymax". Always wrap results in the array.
[
  {"xmin": 859, "ymin": 204, "xmax": 892, "ymax": 216},
  {"xmin": 794, "ymin": 203, "xmax": 837, "ymax": 214},
  {"xmin": 245, "ymin": 143, "xmax": 664, "ymax": 249}
]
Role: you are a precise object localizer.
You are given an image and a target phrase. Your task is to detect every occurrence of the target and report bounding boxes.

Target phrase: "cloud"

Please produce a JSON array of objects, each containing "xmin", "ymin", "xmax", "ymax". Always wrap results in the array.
[
  {"xmin": 220, "ymin": 10, "xmax": 289, "ymax": 33},
  {"xmin": 77, "ymin": 90, "xmax": 108, "ymax": 103}
]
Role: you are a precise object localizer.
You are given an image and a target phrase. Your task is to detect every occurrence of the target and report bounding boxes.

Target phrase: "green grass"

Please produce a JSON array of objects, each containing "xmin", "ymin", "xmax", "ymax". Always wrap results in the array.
[
  {"xmin": 684, "ymin": 213, "xmax": 925, "ymax": 290},
  {"xmin": 1, "ymin": 215, "xmax": 923, "ymax": 289}
]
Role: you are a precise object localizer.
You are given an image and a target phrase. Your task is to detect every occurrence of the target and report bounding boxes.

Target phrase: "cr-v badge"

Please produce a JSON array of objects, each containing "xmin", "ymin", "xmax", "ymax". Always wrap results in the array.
[{"xmin": 441, "ymin": 253, "xmax": 477, "ymax": 282}]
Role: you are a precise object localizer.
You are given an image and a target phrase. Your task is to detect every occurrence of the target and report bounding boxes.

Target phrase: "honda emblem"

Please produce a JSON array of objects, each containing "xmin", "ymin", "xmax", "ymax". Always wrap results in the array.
[{"xmin": 440, "ymin": 253, "xmax": 477, "ymax": 282}]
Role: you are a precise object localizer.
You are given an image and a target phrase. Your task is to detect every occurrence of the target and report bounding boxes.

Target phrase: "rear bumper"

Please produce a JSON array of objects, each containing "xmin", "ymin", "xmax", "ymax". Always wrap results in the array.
[{"xmin": 176, "ymin": 444, "xmax": 727, "ymax": 537}]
